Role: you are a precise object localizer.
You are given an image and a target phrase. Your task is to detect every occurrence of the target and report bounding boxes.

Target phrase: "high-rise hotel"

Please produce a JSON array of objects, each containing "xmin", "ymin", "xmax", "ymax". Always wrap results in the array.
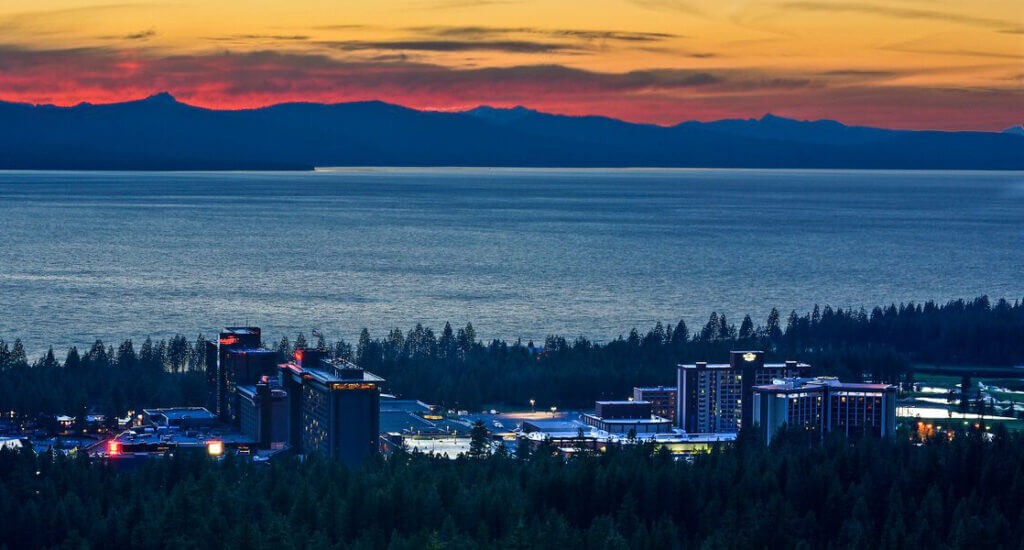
[
  {"xmin": 211, "ymin": 327, "xmax": 277, "ymax": 423},
  {"xmin": 676, "ymin": 351, "xmax": 810, "ymax": 433},
  {"xmin": 278, "ymin": 349, "xmax": 383, "ymax": 467},
  {"xmin": 751, "ymin": 377, "xmax": 897, "ymax": 443}
]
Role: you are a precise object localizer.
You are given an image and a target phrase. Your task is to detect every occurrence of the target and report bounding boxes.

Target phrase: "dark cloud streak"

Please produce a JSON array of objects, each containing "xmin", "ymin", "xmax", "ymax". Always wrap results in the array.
[
  {"xmin": 317, "ymin": 39, "xmax": 573, "ymax": 53},
  {"xmin": 412, "ymin": 25, "xmax": 678, "ymax": 42}
]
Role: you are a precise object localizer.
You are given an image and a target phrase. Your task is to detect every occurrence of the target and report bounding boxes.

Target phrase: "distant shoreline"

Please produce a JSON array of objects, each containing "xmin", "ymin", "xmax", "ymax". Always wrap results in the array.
[
  {"xmin": 3, "ymin": 95, "xmax": 1022, "ymax": 171},
  {"xmin": 2, "ymin": 166, "xmax": 1024, "ymax": 173}
]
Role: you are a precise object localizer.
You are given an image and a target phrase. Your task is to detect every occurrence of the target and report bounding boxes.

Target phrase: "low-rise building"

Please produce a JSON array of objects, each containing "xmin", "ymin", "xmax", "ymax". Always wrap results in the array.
[
  {"xmin": 632, "ymin": 386, "xmax": 677, "ymax": 423},
  {"xmin": 582, "ymin": 401, "xmax": 672, "ymax": 434},
  {"xmin": 141, "ymin": 407, "xmax": 218, "ymax": 429}
]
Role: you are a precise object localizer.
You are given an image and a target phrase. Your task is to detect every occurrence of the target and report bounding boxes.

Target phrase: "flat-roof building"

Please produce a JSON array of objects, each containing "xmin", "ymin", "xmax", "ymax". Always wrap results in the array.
[
  {"xmin": 213, "ymin": 327, "xmax": 275, "ymax": 422},
  {"xmin": 141, "ymin": 407, "xmax": 217, "ymax": 429},
  {"xmin": 677, "ymin": 351, "xmax": 810, "ymax": 433},
  {"xmin": 633, "ymin": 386, "xmax": 677, "ymax": 423},
  {"xmin": 752, "ymin": 377, "xmax": 897, "ymax": 443},
  {"xmin": 238, "ymin": 378, "xmax": 289, "ymax": 449},
  {"xmin": 279, "ymin": 351, "xmax": 383, "ymax": 467},
  {"xmin": 582, "ymin": 401, "xmax": 672, "ymax": 434}
]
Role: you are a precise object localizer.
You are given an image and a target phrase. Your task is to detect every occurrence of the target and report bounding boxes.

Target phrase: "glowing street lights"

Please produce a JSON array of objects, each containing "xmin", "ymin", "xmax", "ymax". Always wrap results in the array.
[{"xmin": 530, "ymin": 399, "xmax": 536, "ymax": 413}]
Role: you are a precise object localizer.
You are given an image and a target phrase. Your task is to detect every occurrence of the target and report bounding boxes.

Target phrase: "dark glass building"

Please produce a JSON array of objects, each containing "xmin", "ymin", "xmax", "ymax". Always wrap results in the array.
[
  {"xmin": 278, "ymin": 351, "xmax": 383, "ymax": 467},
  {"xmin": 238, "ymin": 377, "xmax": 289, "ymax": 449},
  {"xmin": 215, "ymin": 327, "xmax": 277, "ymax": 424},
  {"xmin": 215, "ymin": 327, "xmax": 262, "ymax": 418},
  {"xmin": 676, "ymin": 351, "xmax": 810, "ymax": 433}
]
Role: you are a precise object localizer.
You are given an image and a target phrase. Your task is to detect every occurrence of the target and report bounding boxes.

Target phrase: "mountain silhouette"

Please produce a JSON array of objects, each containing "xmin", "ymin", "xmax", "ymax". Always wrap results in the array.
[{"xmin": 0, "ymin": 94, "xmax": 1020, "ymax": 170}]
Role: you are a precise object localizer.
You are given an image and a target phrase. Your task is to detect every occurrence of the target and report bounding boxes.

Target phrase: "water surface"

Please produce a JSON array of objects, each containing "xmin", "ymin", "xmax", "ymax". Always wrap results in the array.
[{"xmin": 1, "ymin": 168, "xmax": 1021, "ymax": 357}]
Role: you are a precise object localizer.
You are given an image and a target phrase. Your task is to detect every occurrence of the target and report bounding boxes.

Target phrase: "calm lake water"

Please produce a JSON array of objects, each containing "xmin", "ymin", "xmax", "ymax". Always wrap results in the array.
[{"xmin": 1, "ymin": 168, "xmax": 1022, "ymax": 357}]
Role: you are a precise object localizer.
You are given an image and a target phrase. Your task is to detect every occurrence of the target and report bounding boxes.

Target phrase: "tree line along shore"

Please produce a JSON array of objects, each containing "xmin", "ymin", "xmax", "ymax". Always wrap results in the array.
[{"xmin": 0, "ymin": 296, "xmax": 1021, "ymax": 417}]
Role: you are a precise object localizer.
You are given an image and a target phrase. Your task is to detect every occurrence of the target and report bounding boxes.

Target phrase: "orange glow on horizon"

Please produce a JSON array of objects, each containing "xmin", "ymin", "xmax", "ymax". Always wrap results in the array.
[{"xmin": 0, "ymin": 1, "xmax": 1019, "ymax": 130}]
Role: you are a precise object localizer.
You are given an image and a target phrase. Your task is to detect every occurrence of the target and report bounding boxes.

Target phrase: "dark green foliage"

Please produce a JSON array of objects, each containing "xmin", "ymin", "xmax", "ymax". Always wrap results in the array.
[
  {"xmin": 0, "ymin": 297, "xmax": 1022, "ymax": 414},
  {"xmin": 468, "ymin": 420, "xmax": 490, "ymax": 459},
  {"xmin": 2, "ymin": 429, "xmax": 1023, "ymax": 549},
  {"xmin": 0, "ymin": 335, "xmax": 208, "ymax": 417}
]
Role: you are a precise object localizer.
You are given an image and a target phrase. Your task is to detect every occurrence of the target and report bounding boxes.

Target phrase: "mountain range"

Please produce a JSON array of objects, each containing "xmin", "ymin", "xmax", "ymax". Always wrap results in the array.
[{"xmin": 0, "ymin": 93, "xmax": 1020, "ymax": 170}]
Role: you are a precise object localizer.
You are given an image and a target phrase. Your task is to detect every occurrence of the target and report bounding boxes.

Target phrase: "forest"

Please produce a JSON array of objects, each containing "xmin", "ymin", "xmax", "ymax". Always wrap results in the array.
[
  {"xmin": 1, "ymin": 424, "xmax": 1022, "ymax": 549},
  {"xmin": 0, "ymin": 296, "xmax": 1022, "ymax": 414}
]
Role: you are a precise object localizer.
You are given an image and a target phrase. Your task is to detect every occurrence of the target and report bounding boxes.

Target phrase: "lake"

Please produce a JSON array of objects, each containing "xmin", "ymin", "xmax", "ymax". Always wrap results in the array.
[{"xmin": 1, "ymin": 168, "xmax": 1021, "ymax": 357}]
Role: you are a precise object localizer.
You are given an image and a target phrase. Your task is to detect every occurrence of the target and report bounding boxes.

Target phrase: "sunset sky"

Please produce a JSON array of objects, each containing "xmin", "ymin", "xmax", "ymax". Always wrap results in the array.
[{"xmin": 0, "ymin": 0, "xmax": 1020, "ymax": 129}]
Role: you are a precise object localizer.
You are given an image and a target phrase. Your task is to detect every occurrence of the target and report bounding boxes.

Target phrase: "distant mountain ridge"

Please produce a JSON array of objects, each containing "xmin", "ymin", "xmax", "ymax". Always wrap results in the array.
[{"xmin": 0, "ymin": 93, "xmax": 1021, "ymax": 170}]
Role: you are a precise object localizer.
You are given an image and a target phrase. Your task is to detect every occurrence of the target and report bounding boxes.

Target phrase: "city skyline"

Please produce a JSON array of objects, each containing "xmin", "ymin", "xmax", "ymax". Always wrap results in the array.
[{"xmin": 0, "ymin": 0, "xmax": 1021, "ymax": 130}]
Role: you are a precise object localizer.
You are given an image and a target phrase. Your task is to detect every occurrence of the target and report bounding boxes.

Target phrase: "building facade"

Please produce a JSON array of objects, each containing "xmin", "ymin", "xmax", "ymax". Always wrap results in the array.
[
  {"xmin": 214, "ymin": 327, "xmax": 267, "ymax": 420},
  {"xmin": 751, "ymin": 377, "xmax": 897, "ymax": 443},
  {"xmin": 222, "ymin": 348, "xmax": 278, "ymax": 424},
  {"xmin": 632, "ymin": 386, "xmax": 677, "ymax": 423},
  {"xmin": 582, "ymin": 401, "xmax": 672, "ymax": 434},
  {"xmin": 238, "ymin": 378, "xmax": 289, "ymax": 449},
  {"xmin": 278, "ymin": 351, "xmax": 383, "ymax": 467},
  {"xmin": 676, "ymin": 351, "xmax": 810, "ymax": 433}
]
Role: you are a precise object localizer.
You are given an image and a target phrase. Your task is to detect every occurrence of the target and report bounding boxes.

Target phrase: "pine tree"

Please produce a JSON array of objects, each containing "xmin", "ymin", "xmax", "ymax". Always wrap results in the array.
[
  {"xmin": 356, "ymin": 329, "xmax": 371, "ymax": 366},
  {"xmin": 116, "ymin": 340, "xmax": 136, "ymax": 370},
  {"xmin": 86, "ymin": 340, "xmax": 108, "ymax": 368},
  {"xmin": 469, "ymin": 420, "xmax": 490, "ymax": 458},
  {"xmin": 9, "ymin": 339, "xmax": 28, "ymax": 369},
  {"xmin": 276, "ymin": 335, "xmax": 292, "ymax": 363},
  {"xmin": 333, "ymin": 339, "xmax": 353, "ymax": 361},
  {"xmin": 139, "ymin": 337, "xmax": 155, "ymax": 369},
  {"xmin": 739, "ymin": 315, "xmax": 755, "ymax": 340},
  {"xmin": 63, "ymin": 347, "xmax": 81, "ymax": 370},
  {"xmin": 0, "ymin": 339, "xmax": 9, "ymax": 371},
  {"xmin": 671, "ymin": 320, "xmax": 689, "ymax": 344},
  {"xmin": 716, "ymin": 314, "xmax": 734, "ymax": 340},
  {"xmin": 439, "ymin": 322, "xmax": 456, "ymax": 361},
  {"xmin": 38, "ymin": 347, "xmax": 58, "ymax": 369},
  {"xmin": 700, "ymin": 312, "xmax": 719, "ymax": 341}
]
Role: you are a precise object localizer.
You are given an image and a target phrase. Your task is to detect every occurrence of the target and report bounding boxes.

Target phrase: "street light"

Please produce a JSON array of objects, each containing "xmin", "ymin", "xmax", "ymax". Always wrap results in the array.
[
  {"xmin": 529, "ymin": 399, "xmax": 536, "ymax": 413},
  {"xmin": 550, "ymin": 406, "xmax": 557, "ymax": 418}
]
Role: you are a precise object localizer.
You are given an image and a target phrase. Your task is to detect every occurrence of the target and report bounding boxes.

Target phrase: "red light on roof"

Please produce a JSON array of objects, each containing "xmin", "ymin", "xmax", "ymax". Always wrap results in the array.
[
  {"xmin": 107, "ymin": 440, "xmax": 120, "ymax": 456},
  {"xmin": 220, "ymin": 336, "xmax": 238, "ymax": 346}
]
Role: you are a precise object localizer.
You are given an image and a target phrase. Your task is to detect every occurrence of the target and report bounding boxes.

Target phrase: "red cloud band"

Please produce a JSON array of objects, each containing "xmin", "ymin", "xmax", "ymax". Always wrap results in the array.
[{"xmin": 0, "ymin": 46, "xmax": 1020, "ymax": 130}]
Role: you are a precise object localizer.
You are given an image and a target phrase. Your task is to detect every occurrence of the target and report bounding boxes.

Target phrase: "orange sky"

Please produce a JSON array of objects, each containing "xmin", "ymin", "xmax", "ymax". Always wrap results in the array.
[{"xmin": 0, "ymin": 0, "xmax": 1021, "ymax": 129}]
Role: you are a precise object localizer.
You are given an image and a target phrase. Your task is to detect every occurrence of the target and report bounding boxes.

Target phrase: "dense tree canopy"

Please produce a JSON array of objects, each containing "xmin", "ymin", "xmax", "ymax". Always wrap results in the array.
[
  {"xmin": 1, "ymin": 426, "xmax": 1022, "ymax": 549},
  {"xmin": 0, "ymin": 296, "xmax": 1021, "ymax": 414}
]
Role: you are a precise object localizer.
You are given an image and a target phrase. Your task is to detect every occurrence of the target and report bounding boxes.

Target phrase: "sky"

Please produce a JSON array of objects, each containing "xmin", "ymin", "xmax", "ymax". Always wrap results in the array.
[{"xmin": 0, "ymin": 0, "xmax": 1020, "ymax": 129}]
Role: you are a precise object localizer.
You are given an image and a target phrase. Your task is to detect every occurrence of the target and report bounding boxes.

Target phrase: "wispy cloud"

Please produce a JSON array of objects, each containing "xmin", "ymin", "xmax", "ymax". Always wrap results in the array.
[
  {"xmin": 409, "ymin": 0, "xmax": 521, "ymax": 10},
  {"xmin": 882, "ymin": 46, "xmax": 1024, "ymax": 60},
  {"xmin": 317, "ymin": 39, "xmax": 573, "ymax": 53},
  {"xmin": 783, "ymin": 2, "xmax": 1022, "ymax": 32},
  {"xmin": 628, "ymin": 0, "xmax": 704, "ymax": 17},
  {"xmin": 207, "ymin": 34, "xmax": 311, "ymax": 42},
  {"xmin": 99, "ymin": 28, "xmax": 156, "ymax": 40},
  {"xmin": 413, "ymin": 25, "xmax": 678, "ymax": 42}
]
